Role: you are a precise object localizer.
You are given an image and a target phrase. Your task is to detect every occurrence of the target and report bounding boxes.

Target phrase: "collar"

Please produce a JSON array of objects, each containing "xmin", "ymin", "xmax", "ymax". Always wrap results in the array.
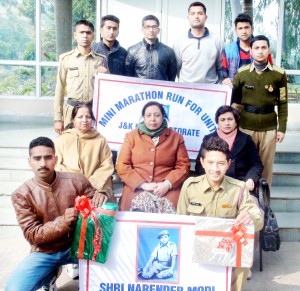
[
  {"xmin": 142, "ymin": 38, "xmax": 159, "ymax": 50},
  {"xmin": 101, "ymin": 39, "xmax": 120, "ymax": 52},
  {"xmin": 33, "ymin": 171, "xmax": 58, "ymax": 190},
  {"xmin": 74, "ymin": 47, "xmax": 96, "ymax": 58},
  {"xmin": 202, "ymin": 175, "xmax": 226, "ymax": 193},
  {"xmin": 188, "ymin": 27, "xmax": 209, "ymax": 39},
  {"xmin": 250, "ymin": 61, "xmax": 273, "ymax": 72}
]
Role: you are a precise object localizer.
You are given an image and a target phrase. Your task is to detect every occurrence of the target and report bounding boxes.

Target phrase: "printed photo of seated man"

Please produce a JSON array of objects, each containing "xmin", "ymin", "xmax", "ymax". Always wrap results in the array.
[{"xmin": 137, "ymin": 227, "xmax": 179, "ymax": 282}]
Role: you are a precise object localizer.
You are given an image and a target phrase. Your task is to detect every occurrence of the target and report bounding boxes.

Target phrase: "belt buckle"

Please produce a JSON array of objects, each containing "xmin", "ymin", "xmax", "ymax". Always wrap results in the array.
[{"xmin": 254, "ymin": 107, "xmax": 261, "ymax": 114}]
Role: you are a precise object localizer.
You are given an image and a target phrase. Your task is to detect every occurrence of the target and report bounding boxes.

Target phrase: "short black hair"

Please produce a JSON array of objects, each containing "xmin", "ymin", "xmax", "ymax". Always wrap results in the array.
[
  {"xmin": 215, "ymin": 105, "xmax": 240, "ymax": 124},
  {"xmin": 234, "ymin": 13, "xmax": 253, "ymax": 27},
  {"xmin": 188, "ymin": 2, "xmax": 206, "ymax": 14},
  {"xmin": 29, "ymin": 137, "xmax": 55, "ymax": 156},
  {"xmin": 74, "ymin": 19, "xmax": 94, "ymax": 32},
  {"xmin": 201, "ymin": 136, "xmax": 231, "ymax": 161},
  {"xmin": 142, "ymin": 15, "xmax": 160, "ymax": 27},
  {"xmin": 101, "ymin": 15, "xmax": 120, "ymax": 28},
  {"xmin": 141, "ymin": 101, "xmax": 167, "ymax": 119},
  {"xmin": 250, "ymin": 35, "xmax": 270, "ymax": 47}
]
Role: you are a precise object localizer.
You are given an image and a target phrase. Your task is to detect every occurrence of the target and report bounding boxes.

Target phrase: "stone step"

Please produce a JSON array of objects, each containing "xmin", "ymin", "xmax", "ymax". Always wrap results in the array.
[
  {"xmin": 270, "ymin": 186, "xmax": 300, "ymax": 212},
  {"xmin": 0, "ymin": 157, "xmax": 29, "ymax": 170},
  {"xmin": 270, "ymin": 187, "xmax": 300, "ymax": 213},
  {"xmin": 275, "ymin": 151, "xmax": 300, "ymax": 164},
  {"xmin": 0, "ymin": 147, "xmax": 27, "ymax": 158},
  {"xmin": 272, "ymin": 163, "xmax": 300, "ymax": 186},
  {"xmin": 0, "ymin": 169, "xmax": 32, "ymax": 183},
  {"xmin": 0, "ymin": 195, "xmax": 17, "ymax": 225},
  {"xmin": 276, "ymin": 212, "xmax": 300, "ymax": 242}
]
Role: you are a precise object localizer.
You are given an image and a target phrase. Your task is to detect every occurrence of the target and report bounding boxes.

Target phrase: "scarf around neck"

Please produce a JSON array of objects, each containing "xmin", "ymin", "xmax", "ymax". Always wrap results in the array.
[
  {"xmin": 217, "ymin": 128, "xmax": 238, "ymax": 150},
  {"xmin": 138, "ymin": 119, "xmax": 168, "ymax": 137}
]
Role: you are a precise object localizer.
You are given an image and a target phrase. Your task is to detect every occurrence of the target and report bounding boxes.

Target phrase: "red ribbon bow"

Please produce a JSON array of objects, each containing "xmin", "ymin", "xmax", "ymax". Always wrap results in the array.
[{"xmin": 75, "ymin": 195, "xmax": 93, "ymax": 218}]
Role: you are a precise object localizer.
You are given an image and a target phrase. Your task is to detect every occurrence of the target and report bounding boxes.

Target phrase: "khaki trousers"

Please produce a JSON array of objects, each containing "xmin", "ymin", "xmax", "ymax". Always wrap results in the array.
[
  {"xmin": 240, "ymin": 128, "xmax": 276, "ymax": 187},
  {"xmin": 231, "ymin": 267, "xmax": 249, "ymax": 291}
]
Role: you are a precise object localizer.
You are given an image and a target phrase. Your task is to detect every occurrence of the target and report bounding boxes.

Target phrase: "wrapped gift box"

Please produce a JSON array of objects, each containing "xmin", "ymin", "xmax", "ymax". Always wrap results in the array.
[
  {"xmin": 193, "ymin": 217, "xmax": 254, "ymax": 268},
  {"xmin": 71, "ymin": 196, "xmax": 118, "ymax": 264}
]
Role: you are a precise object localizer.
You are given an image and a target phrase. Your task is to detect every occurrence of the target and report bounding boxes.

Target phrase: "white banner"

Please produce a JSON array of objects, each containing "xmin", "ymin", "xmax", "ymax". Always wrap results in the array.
[
  {"xmin": 93, "ymin": 75, "xmax": 231, "ymax": 159},
  {"xmin": 79, "ymin": 212, "xmax": 232, "ymax": 291}
]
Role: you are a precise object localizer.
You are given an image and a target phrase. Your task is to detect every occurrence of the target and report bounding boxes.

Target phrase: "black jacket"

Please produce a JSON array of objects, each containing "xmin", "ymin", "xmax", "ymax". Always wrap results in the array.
[
  {"xmin": 195, "ymin": 130, "xmax": 263, "ymax": 184},
  {"xmin": 92, "ymin": 40, "xmax": 127, "ymax": 75},
  {"xmin": 125, "ymin": 38, "xmax": 177, "ymax": 81}
]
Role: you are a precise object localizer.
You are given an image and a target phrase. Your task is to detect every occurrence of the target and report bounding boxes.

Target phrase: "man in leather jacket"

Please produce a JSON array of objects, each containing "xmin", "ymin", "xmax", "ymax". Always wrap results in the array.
[
  {"xmin": 5, "ymin": 137, "xmax": 107, "ymax": 291},
  {"xmin": 125, "ymin": 15, "xmax": 177, "ymax": 81}
]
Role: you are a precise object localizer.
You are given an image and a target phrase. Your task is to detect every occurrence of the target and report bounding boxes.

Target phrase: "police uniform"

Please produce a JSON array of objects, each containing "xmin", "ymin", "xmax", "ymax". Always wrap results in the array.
[
  {"xmin": 231, "ymin": 62, "xmax": 288, "ymax": 185},
  {"xmin": 54, "ymin": 48, "xmax": 107, "ymax": 128},
  {"xmin": 177, "ymin": 175, "xmax": 263, "ymax": 291}
]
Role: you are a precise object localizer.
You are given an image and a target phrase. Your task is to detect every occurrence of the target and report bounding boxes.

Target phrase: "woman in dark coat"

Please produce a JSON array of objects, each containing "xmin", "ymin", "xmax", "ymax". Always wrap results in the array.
[{"xmin": 195, "ymin": 105, "xmax": 263, "ymax": 197}]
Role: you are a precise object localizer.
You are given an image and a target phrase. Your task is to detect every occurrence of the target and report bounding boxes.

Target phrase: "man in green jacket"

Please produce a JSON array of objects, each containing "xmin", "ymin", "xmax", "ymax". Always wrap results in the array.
[{"xmin": 231, "ymin": 35, "xmax": 288, "ymax": 186}]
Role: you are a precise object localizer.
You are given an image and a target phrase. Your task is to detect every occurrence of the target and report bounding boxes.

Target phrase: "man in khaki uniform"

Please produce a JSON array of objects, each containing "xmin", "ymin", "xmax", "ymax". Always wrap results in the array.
[
  {"xmin": 54, "ymin": 19, "xmax": 108, "ymax": 134},
  {"xmin": 177, "ymin": 136, "xmax": 263, "ymax": 291}
]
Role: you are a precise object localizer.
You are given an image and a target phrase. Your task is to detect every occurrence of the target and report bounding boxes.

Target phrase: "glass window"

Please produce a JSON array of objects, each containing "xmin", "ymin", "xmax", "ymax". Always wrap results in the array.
[
  {"xmin": 0, "ymin": 1, "xmax": 36, "ymax": 61},
  {"xmin": 0, "ymin": 65, "xmax": 36, "ymax": 95},
  {"xmin": 41, "ymin": 66, "xmax": 57, "ymax": 96},
  {"xmin": 287, "ymin": 75, "xmax": 300, "ymax": 104},
  {"xmin": 253, "ymin": 0, "xmax": 279, "ymax": 61},
  {"xmin": 282, "ymin": 0, "xmax": 300, "ymax": 70},
  {"xmin": 41, "ymin": 0, "xmax": 57, "ymax": 62}
]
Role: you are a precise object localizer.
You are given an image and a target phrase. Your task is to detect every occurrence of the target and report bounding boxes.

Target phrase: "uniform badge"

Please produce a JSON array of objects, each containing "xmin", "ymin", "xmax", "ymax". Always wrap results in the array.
[{"xmin": 268, "ymin": 85, "xmax": 274, "ymax": 92}]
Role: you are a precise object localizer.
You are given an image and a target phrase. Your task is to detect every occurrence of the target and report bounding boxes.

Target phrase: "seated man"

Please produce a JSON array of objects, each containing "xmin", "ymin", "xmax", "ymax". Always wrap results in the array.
[
  {"xmin": 177, "ymin": 136, "xmax": 263, "ymax": 291},
  {"xmin": 5, "ymin": 137, "xmax": 107, "ymax": 291},
  {"xmin": 141, "ymin": 230, "xmax": 177, "ymax": 279}
]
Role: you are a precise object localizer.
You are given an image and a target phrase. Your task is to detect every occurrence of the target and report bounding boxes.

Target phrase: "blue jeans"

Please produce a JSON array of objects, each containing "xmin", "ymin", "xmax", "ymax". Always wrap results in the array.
[{"xmin": 5, "ymin": 247, "xmax": 78, "ymax": 291}]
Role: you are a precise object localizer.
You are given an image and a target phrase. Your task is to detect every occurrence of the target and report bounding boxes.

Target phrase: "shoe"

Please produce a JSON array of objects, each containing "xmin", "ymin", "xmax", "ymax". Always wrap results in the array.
[
  {"xmin": 66, "ymin": 264, "xmax": 79, "ymax": 279},
  {"xmin": 38, "ymin": 267, "xmax": 62, "ymax": 291},
  {"xmin": 247, "ymin": 269, "xmax": 252, "ymax": 280}
]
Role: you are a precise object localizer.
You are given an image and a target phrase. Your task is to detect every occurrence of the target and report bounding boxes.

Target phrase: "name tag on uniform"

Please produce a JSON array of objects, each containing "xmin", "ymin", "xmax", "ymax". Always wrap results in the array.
[
  {"xmin": 222, "ymin": 204, "xmax": 232, "ymax": 208},
  {"xmin": 191, "ymin": 202, "xmax": 202, "ymax": 206},
  {"xmin": 245, "ymin": 85, "xmax": 254, "ymax": 89},
  {"xmin": 69, "ymin": 67, "xmax": 78, "ymax": 71}
]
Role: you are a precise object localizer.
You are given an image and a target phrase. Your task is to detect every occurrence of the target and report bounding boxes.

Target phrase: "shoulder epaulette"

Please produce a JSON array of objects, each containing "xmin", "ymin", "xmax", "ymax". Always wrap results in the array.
[
  {"xmin": 272, "ymin": 65, "xmax": 285, "ymax": 74},
  {"xmin": 237, "ymin": 64, "xmax": 251, "ymax": 73},
  {"xmin": 59, "ymin": 50, "xmax": 75, "ymax": 60}
]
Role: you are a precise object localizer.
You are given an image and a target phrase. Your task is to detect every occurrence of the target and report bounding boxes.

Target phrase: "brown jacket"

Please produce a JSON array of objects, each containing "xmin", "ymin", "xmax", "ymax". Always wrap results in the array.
[
  {"xmin": 116, "ymin": 128, "xmax": 190, "ymax": 211},
  {"xmin": 11, "ymin": 171, "xmax": 95, "ymax": 254}
]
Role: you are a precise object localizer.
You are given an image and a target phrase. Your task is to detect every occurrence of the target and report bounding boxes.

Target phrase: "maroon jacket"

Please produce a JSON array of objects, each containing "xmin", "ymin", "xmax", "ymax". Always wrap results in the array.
[
  {"xmin": 11, "ymin": 171, "xmax": 95, "ymax": 253},
  {"xmin": 116, "ymin": 128, "xmax": 190, "ymax": 211}
]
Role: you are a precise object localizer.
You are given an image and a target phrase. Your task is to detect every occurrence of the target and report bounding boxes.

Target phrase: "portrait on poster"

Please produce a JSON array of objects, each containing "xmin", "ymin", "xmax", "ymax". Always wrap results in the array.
[{"xmin": 136, "ymin": 226, "xmax": 180, "ymax": 283}]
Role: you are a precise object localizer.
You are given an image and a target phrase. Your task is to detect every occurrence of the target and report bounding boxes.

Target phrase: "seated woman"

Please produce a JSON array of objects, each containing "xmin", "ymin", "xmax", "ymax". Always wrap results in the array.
[
  {"xmin": 55, "ymin": 103, "xmax": 114, "ymax": 201},
  {"xmin": 195, "ymin": 105, "xmax": 263, "ymax": 197},
  {"xmin": 116, "ymin": 101, "xmax": 190, "ymax": 212}
]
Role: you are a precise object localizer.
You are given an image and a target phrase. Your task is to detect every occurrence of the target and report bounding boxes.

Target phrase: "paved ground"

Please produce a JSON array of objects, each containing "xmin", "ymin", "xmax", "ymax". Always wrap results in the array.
[{"xmin": 0, "ymin": 226, "xmax": 300, "ymax": 291}]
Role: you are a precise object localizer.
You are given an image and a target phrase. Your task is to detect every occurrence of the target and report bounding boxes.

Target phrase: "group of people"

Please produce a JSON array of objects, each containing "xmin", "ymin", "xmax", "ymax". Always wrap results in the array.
[{"xmin": 6, "ymin": 1, "xmax": 288, "ymax": 291}]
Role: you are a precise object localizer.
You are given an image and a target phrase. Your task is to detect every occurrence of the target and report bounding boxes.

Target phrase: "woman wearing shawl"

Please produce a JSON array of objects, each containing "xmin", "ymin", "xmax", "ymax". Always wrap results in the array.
[{"xmin": 116, "ymin": 101, "xmax": 190, "ymax": 212}]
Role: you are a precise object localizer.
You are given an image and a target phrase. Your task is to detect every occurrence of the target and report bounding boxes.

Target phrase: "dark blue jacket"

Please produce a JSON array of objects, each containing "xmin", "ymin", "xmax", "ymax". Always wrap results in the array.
[{"xmin": 92, "ymin": 40, "xmax": 127, "ymax": 75}]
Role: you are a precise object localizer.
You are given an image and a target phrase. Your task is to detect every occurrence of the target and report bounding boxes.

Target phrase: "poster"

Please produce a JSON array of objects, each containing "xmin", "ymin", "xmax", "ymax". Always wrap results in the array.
[
  {"xmin": 79, "ymin": 212, "xmax": 232, "ymax": 291},
  {"xmin": 93, "ymin": 75, "xmax": 231, "ymax": 159}
]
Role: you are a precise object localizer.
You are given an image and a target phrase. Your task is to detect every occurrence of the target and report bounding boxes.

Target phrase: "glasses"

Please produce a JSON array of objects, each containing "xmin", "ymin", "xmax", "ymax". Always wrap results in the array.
[{"xmin": 143, "ymin": 25, "xmax": 159, "ymax": 30}]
